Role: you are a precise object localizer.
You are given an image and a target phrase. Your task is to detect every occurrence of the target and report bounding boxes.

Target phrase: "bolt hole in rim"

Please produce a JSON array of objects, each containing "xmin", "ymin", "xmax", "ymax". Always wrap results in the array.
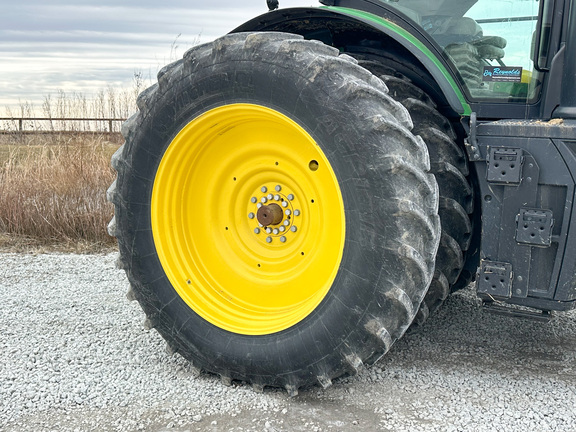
[{"xmin": 151, "ymin": 104, "xmax": 345, "ymax": 335}]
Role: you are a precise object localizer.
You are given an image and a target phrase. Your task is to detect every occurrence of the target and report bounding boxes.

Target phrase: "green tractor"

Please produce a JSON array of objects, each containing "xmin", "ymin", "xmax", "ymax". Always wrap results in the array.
[{"xmin": 107, "ymin": 0, "xmax": 576, "ymax": 395}]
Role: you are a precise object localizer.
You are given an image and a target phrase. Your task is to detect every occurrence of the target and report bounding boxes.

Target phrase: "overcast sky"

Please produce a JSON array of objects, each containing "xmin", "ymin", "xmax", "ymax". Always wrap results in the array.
[{"xmin": 1, "ymin": 0, "xmax": 314, "ymax": 113}]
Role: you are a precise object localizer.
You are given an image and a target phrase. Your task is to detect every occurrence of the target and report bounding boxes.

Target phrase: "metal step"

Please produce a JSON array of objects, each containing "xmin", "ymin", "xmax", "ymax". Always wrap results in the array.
[{"xmin": 482, "ymin": 301, "xmax": 552, "ymax": 322}]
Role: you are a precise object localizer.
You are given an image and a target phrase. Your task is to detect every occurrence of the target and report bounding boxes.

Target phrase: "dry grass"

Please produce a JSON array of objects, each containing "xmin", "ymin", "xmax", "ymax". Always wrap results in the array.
[
  {"xmin": 0, "ymin": 81, "xmax": 145, "ymax": 253},
  {"xmin": 0, "ymin": 133, "xmax": 120, "ymax": 253},
  {"xmin": 0, "ymin": 44, "xmax": 202, "ymax": 252}
]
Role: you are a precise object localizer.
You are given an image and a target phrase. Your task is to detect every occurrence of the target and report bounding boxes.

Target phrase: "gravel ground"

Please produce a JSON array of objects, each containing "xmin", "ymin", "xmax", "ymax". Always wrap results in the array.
[{"xmin": 1, "ymin": 253, "xmax": 576, "ymax": 432}]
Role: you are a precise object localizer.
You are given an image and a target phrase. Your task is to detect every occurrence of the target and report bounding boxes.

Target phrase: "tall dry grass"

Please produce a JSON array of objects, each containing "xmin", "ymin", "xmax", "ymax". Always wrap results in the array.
[
  {"xmin": 2, "ymin": 74, "xmax": 145, "ymax": 133},
  {"xmin": 0, "ymin": 134, "xmax": 119, "ymax": 252},
  {"xmin": 0, "ymin": 82, "xmax": 140, "ymax": 252},
  {"xmin": 0, "ymin": 38, "xmax": 199, "ymax": 252}
]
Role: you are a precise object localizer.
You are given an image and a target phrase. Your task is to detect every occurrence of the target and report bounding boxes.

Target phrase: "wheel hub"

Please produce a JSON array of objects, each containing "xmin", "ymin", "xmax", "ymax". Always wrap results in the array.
[
  {"xmin": 249, "ymin": 184, "xmax": 301, "ymax": 244},
  {"xmin": 257, "ymin": 203, "xmax": 283, "ymax": 226}
]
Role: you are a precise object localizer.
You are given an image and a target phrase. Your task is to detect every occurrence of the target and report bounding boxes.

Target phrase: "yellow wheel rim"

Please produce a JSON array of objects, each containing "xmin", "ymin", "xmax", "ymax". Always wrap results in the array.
[{"xmin": 151, "ymin": 104, "xmax": 345, "ymax": 335}]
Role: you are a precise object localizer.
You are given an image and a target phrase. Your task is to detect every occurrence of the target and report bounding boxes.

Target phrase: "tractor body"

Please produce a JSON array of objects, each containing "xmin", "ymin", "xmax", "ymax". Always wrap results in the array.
[
  {"xmin": 236, "ymin": 0, "xmax": 576, "ymax": 315},
  {"xmin": 109, "ymin": 0, "xmax": 576, "ymax": 392}
]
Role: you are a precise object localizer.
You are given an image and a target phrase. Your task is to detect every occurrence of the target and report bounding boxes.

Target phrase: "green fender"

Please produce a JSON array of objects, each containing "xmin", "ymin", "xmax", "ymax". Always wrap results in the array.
[{"xmin": 232, "ymin": 6, "xmax": 472, "ymax": 116}]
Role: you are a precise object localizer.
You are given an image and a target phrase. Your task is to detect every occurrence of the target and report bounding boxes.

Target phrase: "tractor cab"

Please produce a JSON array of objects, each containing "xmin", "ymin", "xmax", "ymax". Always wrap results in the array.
[{"xmin": 383, "ymin": 0, "xmax": 543, "ymax": 101}]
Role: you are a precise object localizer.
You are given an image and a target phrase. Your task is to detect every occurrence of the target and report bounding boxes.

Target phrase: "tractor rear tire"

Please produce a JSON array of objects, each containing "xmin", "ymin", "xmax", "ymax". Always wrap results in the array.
[
  {"xmin": 108, "ymin": 32, "xmax": 440, "ymax": 394},
  {"xmin": 345, "ymin": 50, "xmax": 475, "ymax": 324}
]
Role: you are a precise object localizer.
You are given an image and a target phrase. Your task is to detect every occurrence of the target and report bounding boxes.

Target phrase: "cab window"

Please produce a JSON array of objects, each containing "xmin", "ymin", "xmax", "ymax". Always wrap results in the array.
[{"xmin": 382, "ymin": 0, "xmax": 543, "ymax": 101}]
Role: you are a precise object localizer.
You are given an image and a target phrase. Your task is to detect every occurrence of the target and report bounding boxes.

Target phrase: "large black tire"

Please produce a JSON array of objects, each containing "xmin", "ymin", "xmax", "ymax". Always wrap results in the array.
[
  {"xmin": 344, "ymin": 49, "xmax": 475, "ymax": 324},
  {"xmin": 108, "ymin": 32, "xmax": 440, "ymax": 394}
]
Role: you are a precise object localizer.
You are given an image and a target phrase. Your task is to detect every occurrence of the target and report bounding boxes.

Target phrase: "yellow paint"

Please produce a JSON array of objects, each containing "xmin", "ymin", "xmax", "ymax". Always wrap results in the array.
[{"xmin": 151, "ymin": 104, "xmax": 345, "ymax": 335}]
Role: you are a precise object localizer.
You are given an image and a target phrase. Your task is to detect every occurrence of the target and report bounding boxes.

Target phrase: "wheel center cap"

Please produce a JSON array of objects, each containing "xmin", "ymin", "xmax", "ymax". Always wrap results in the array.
[{"xmin": 257, "ymin": 203, "xmax": 283, "ymax": 226}]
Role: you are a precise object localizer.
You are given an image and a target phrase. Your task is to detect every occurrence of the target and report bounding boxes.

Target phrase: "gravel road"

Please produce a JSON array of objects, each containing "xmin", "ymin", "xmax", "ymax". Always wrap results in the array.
[{"xmin": 1, "ymin": 253, "xmax": 576, "ymax": 431}]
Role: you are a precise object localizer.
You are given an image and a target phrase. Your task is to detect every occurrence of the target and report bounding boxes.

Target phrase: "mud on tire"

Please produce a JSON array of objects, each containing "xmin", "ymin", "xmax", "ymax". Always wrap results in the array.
[
  {"xmin": 108, "ymin": 32, "xmax": 441, "ymax": 393},
  {"xmin": 345, "ymin": 51, "xmax": 475, "ymax": 323}
]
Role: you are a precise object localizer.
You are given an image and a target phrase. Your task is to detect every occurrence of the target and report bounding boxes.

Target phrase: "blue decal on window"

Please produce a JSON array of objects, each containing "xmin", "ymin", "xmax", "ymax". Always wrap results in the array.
[{"xmin": 483, "ymin": 66, "xmax": 523, "ymax": 82}]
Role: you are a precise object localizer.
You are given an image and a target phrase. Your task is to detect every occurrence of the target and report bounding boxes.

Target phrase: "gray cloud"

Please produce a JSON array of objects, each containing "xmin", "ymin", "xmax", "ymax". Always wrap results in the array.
[{"xmin": 1, "ymin": 0, "xmax": 314, "ymax": 112}]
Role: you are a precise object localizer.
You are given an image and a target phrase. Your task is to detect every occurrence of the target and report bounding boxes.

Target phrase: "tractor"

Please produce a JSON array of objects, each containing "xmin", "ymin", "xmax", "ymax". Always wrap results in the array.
[{"xmin": 107, "ymin": 0, "xmax": 576, "ymax": 395}]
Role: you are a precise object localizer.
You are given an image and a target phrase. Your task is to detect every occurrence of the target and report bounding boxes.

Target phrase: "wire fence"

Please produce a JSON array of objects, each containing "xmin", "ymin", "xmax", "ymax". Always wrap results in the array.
[{"xmin": 0, "ymin": 117, "xmax": 127, "ymax": 134}]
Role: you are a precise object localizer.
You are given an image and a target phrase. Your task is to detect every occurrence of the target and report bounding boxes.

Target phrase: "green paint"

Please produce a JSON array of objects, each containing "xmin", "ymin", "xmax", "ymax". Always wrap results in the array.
[{"xmin": 324, "ymin": 6, "xmax": 472, "ymax": 116}]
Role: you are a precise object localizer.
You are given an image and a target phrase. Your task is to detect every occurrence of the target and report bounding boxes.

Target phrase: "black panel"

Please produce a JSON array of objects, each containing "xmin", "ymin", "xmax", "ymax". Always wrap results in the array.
[{"xmin": 474, "ymin": 120, "xmax": 576, "ymax": 310}]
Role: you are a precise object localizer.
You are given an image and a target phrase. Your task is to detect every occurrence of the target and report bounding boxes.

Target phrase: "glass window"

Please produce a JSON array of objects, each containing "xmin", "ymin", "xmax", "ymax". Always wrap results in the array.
[{"xmin": 381, "ymin": 0, "xmax": 543, "ymax": 101}]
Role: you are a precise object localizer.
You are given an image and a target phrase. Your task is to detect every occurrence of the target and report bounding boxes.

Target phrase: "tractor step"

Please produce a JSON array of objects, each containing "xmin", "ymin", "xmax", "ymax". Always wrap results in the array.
[{"xmin": 482, "ymin": 301, "xmax": 552, "ymax": 323}]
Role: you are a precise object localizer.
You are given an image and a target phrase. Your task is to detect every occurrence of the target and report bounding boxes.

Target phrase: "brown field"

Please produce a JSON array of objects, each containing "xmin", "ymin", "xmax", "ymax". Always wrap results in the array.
[{"xmin": 0, "ymin": 133, "xmax": 121, "ymax": 253}]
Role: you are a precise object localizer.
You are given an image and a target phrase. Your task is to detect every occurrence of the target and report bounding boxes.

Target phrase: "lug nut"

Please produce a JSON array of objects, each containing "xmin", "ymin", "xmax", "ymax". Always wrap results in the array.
[
  {"xmin": 251, "ymin": 197, "xmax": 257, "ymax": 204},
  {"xmin": 266, "ymin": 236, "xmax": 272, "ymax": 243},
  {"xmin": 274, "ymin": 194, "xmax": 280, "ymax": 201},
  {"xmin": 275, "ymin": 185, "xmax": 282, "ymax": 192},
  {"xmin": 285, "ymin": 209, "xmax": 291, "ymax": 216},
  {"xmin": 248, "ymin": 213, "xmax": 255, "ymax": 219},
  {"xmin": 257, "ymin": 203, "xmax": 263, "ymax": 209},
  {"xmin": 261, "ymin": 197, "xmax": 268, "ymax": 203},
  {"xmin": 291, "ymin": 226, "xmax": 298, "ymax": 232},
  {"xmin": 294, "ymin": 209, "xmax": 301, "ymax": 216},
  {"xmin": 288, "ymin": 194, "xmax": 294, "ymax": 201},
  {"xmin": 280, "ymin": 236, "xmax": 287, "ymax": 243},
  {"xmin": 261, "ymin": 186, "xmax": 268, "ymax": 193},
  {"xmin": 266, "ymin": 228, "xmax": 272, "ymax": 234},
  {"xmin": 283, "ymin": 220, "xmax": 290, "ymax": 226},
  {"xmin": 282, "ymin": 201, "xmax": 288, "ymax": 208},
  {"xmin": 279, "ymin": 226, "xmax": 285, "ymax": 232},
  {"xmin": 267, "ymin": 194, "xmax": 273, "ymax": 200},
  {"xmin": 254, "ymin": 228, "xmax": 261, "ymax": 234},
  {"xmin": 273, "ymin": 228, "xmax": 279, "ymax": 235}
]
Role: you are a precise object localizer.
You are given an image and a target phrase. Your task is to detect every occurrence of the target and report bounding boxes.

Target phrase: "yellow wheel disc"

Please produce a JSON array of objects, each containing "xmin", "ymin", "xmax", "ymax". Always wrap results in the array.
[{"xmin": 151, "ymin": 104, "xmax": 345, "ymax": 335}]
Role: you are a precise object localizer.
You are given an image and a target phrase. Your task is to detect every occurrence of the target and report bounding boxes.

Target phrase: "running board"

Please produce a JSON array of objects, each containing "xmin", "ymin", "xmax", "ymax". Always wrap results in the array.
[{"xmin": 482, "ymin": 302, "xmax": 552, "ymax": 323}]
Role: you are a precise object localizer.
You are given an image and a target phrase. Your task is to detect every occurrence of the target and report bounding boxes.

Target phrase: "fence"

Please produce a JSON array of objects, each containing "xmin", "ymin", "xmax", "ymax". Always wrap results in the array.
[{"xmin": 0, "ymin": 117, "xmax": 127, "ymax": 134}]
